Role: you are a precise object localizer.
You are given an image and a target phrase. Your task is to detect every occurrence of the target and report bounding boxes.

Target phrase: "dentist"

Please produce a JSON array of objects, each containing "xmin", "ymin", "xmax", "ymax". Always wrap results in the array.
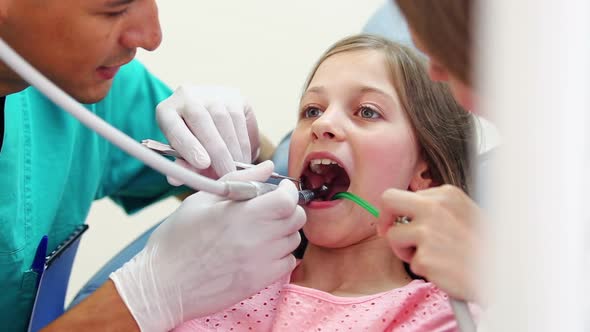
[{"xmin": 0, "ymin": 0, "xmax": 304, "ymax": 331}]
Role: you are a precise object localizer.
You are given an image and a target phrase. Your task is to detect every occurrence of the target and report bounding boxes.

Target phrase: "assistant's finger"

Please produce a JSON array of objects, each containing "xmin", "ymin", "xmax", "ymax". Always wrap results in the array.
[
  {"xmin": 381, "ymin": 188, "xmax": 431, "ymax": 219},
  {"xmin": 377, "ymin": 189, "xmax": 415, "ymax": 236},
  {"xmin": 378, "ymin": 188, "xmax": 434, "ymax": 230},
  {"xmin": 384, "ymin": 223, "xmax": 420, "ymax": 263},
  {"xmin": 417, "ymin": 185, "xmax": 478, "ymax": 223}
]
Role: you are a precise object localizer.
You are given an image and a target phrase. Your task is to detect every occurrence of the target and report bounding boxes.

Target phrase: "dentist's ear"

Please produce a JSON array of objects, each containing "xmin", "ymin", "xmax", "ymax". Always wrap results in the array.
[
  {"xmin": 409, "ymin": 159, "xmax": 439, "ymax": 191},
  {"xmin": 0, "ymin": 0, "xmax": 8, "ymax": 21}
]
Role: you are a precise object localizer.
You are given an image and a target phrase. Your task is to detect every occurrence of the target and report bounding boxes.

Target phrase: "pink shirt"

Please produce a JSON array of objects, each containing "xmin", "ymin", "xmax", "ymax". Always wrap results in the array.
[{"xmin": 174, "ymin": 274, "xmax": 460, "ymax": 332}]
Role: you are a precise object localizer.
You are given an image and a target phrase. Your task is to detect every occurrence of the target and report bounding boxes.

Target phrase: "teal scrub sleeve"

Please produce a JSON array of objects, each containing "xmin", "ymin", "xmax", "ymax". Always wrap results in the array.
[{"xmin": 98, "ymin": 61, "xmax": 186, "ymax": 213}]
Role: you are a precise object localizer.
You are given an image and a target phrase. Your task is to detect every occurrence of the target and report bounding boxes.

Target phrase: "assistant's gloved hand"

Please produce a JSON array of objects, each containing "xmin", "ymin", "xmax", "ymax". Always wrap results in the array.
[
  {"xmin": 156, "ymin": 85, "xmax": 260, "ymax": 184},
  {"xmin": 110, "ymin": 161, "xmax": 305, "ymax": 332},
  {"xmin": 377, "ymin": 185, "xmax": 484, "ymax": 303}
]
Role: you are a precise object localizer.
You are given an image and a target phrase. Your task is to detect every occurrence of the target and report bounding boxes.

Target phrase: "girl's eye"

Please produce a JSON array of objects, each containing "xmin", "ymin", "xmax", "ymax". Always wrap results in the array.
[
  {"xmin": 357, "ymin": 105, "xmax": 381, "ymax": 119},
  {"xmin": 303, "ymin": 106, "xmax": 324, "ymax": 118}
]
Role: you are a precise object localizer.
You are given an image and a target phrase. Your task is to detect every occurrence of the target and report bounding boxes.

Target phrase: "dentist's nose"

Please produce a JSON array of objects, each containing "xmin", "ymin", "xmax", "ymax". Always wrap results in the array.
[{"xmin": 119, "ymin": 0, "xmax": 163, "ymax": 51}]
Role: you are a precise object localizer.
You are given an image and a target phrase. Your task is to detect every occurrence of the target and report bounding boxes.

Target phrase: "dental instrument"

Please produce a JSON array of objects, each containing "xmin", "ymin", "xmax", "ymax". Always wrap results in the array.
[
  {"xmin": 297, "ymin": 185, "xmax": 329, "ymax": 205},
  {"xmin": 141, "ymin": 139, "xmax": 301, "ymax": 184},
  {"xmin": 331, "ymin": 191, "xmax": 476, "ymax": 332},
  {"xmin": 143, "ymin": 136, "xmax": 330, "ymax": 205}
]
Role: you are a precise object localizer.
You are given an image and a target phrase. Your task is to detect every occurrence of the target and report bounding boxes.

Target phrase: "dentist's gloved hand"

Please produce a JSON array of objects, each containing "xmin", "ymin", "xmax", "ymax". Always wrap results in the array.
[
  {"xmin": 110, "ymin": 161, "xmax": 305, "ymax": 332},
  {"xmin": 156, "ymin": 85, "xmax": 260, "ymax": 184}
]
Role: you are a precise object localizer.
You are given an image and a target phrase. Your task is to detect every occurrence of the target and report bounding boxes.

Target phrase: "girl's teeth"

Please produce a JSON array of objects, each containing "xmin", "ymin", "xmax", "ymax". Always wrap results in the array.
[
  {"xmin": 308, "ymin": 158, "xmax": 343, "ymax": 174},
  {"xmin": 310, "ymin": 158, "xmax": 339, "ymax": 165}
]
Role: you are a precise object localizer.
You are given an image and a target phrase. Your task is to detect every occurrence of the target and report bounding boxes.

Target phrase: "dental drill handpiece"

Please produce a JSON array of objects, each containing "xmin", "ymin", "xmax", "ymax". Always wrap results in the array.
[
  {"xmin": 224, "ymin": 181, "xmax": 329, "ymax": 206},
  {"xmin": 298, "ymin": 185, "xmax": 329, "ymax": 205}
]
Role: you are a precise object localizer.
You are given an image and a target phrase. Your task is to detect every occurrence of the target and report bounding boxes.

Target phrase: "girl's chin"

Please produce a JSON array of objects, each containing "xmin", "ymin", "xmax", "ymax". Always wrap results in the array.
[{"xmin": 303, "ymin": 230, "xmax": 380, "ymax": 250}]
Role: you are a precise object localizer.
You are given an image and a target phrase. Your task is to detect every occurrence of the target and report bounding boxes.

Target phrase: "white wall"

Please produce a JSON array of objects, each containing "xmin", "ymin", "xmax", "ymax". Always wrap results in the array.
[{"xmin": 67, "ymin": 0, "xmax": 384, "ymax": 305}]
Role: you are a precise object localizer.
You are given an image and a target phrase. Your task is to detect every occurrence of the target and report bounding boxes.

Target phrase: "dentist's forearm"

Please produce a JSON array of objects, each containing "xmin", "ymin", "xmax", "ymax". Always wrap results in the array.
[{"xmin": 42, "ymin": 280, "xmax": 139, "ymax": 332}]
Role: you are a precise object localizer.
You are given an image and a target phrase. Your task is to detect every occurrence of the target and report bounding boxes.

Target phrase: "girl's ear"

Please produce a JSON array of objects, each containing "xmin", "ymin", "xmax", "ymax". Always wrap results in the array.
[{"xmin": 409, "ymin": 159, "xmax": 439, "ymax": 192}]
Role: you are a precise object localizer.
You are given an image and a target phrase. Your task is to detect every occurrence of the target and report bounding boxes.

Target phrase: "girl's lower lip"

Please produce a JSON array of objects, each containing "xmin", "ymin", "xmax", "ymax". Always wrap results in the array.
[
  {"xmin": 307, "ymin": 199, "xmax": 342, "ymax": 209},
  {"xmin": 97, "ymin": 66, "xmax": 120, "ymax": 80}
]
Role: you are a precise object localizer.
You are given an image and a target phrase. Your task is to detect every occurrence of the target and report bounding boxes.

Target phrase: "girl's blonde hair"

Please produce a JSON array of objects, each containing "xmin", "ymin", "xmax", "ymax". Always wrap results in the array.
[{"xmin": 302, "ymin": 34, "xmax": 474, "ymax": 193}]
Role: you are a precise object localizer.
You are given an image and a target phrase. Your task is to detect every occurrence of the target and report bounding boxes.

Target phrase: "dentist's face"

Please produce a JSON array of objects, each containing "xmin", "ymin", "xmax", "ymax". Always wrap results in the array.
[
  {"xmin": 289, "ymin": 50, "xmax": 426, "ymax": 247},
  {"xmin": 0, "ymin": 0, "xmax": 162, "ymax": 103}
]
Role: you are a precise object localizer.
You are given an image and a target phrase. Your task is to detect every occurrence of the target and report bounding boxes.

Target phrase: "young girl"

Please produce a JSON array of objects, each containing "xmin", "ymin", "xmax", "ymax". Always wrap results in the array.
[{"xmin": 173, "ymin": 34, "xmax": 474, "ymax": 332}]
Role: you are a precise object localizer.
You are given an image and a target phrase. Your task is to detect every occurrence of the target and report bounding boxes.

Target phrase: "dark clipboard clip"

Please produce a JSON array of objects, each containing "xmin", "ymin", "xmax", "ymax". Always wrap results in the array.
[{"xmin": 44, "ymin": 224, "xmax": 89, "ymax": 269}]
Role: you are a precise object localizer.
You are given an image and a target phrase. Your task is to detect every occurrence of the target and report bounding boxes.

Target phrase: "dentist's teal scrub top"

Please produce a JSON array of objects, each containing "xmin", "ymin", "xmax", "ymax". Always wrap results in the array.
[{"xmin": 0, "ymin": 60, "xmax": 178, "ymax": 330}]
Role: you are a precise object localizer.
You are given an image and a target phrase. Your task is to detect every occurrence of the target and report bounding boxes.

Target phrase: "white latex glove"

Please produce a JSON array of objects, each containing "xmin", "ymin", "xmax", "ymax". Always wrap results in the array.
[
  {"xmin": 110, "ymin": 161, "xmax": 305, "ymax": 332},
  {"xmin": 156, "ymin": 85, "xmax": 260, "ymax": 184}
]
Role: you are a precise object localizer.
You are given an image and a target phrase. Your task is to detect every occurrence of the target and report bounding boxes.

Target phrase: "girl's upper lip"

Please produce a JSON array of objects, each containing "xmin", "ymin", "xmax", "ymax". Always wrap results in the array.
[{"xmin": 301, "ymin": 151, "xmax": 350, "ymax": 177}]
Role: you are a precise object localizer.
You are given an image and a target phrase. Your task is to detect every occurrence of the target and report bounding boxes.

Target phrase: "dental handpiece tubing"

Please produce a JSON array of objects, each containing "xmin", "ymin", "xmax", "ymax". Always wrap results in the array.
[{"xmin": 0, "ymin": 37, "xmax": 229, "ymax": 196}]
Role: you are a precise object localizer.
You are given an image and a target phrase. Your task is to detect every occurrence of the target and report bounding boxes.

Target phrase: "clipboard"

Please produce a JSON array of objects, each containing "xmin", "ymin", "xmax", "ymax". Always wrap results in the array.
[{"xmin": 27, "ymin": 224, "xmax": 89, "ymax": 332}]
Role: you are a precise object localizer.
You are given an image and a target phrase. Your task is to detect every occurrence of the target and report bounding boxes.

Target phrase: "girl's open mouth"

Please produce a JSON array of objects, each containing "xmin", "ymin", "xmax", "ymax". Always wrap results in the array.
[{"xmin": 300, "ymin": 157, "xmax": 350, "ymax": 202}]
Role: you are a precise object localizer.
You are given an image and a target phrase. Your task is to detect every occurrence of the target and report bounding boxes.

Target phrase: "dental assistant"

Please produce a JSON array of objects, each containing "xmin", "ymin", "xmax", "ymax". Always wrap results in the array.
[
  {"xmin": 0, "ymin": 1, "xmax": 304, "ymax": 331},
  {"xmin": 378, "ymin": 0, "xmax": 482, "ymax": 303}
]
